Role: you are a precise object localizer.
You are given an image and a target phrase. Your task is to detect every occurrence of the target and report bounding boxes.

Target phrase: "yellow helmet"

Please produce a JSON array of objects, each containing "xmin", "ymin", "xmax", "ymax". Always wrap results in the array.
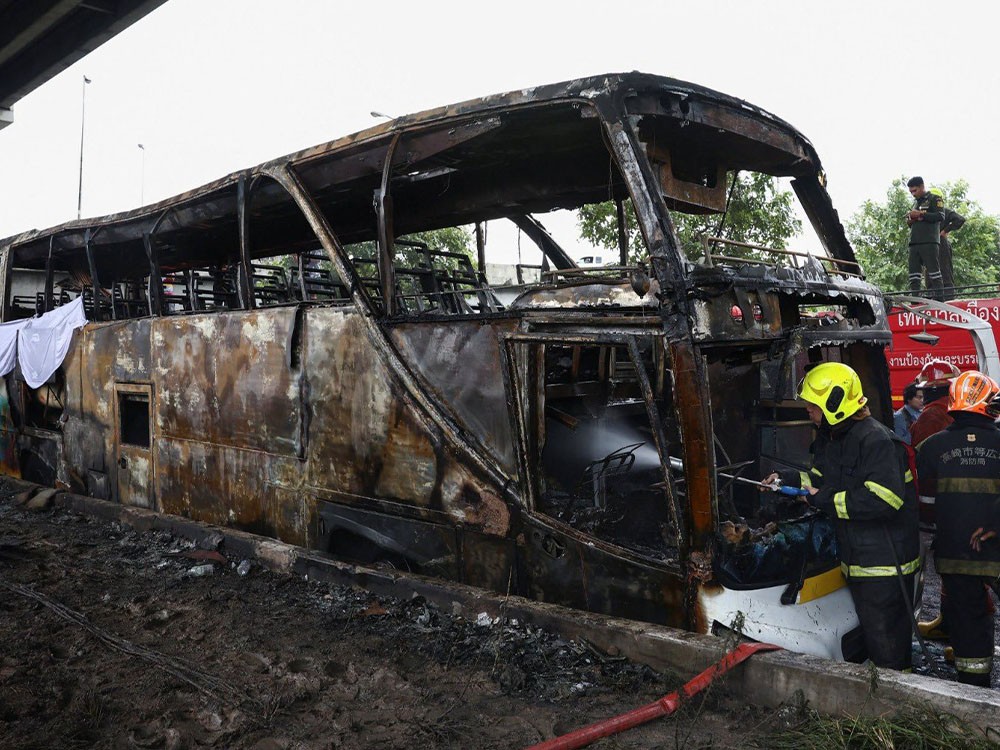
[{"xmin": 798, "ymin": 362, "xmax": 867, "ymax": 425}]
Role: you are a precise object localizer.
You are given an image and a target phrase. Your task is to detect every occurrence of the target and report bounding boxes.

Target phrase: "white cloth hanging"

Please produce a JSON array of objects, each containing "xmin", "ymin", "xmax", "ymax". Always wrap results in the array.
[
  {"xmin": 18, "ymin": 296, "xmax": 88, "ymax": 389},
  {"xmin": 0, "ymin": 318, "xmax": 29, "ymax": 377}
]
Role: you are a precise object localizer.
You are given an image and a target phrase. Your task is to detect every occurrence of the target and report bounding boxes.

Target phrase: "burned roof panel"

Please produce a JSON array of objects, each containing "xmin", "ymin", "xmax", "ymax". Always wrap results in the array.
[{"xmin": 1, "ymin": 72, "xmax": 824, "ymax": 259}]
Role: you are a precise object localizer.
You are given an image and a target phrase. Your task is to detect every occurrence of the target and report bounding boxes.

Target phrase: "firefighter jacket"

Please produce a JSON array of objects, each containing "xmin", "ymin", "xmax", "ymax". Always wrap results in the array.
[
  {"xmin": 781, "ymin": 416, "xmax": 920, "ymax": 579},
  {"xmin": 910, "ymin": 396, "xmax": 952, "ymax": 449},
  {"xmin": 915, "ymin": 412, "xmax": 1000, "ymax": 577},
  {"xmin": 909, "ymin": 191, "xmax": 945, "ymax": 245}
]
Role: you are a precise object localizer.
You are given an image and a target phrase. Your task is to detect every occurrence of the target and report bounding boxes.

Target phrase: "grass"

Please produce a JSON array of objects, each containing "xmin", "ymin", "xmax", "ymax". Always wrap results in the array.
[{"xmin": 758, "ymin": 707, "xmax": 1000, "ymax": 749}]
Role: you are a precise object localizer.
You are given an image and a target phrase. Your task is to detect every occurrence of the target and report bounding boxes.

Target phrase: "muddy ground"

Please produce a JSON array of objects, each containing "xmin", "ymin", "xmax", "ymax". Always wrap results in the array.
[
  {"xmin": 0, "ymin": 496, "xmax": 994, "ymax": 750},
  {"xmin": 0, "ymin": 497, "xmax": 796, "ymax": 750}
]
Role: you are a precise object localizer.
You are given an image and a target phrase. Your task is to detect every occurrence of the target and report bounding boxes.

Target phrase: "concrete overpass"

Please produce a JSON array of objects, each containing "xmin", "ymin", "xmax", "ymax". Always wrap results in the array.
[{"xmin": 0, "ymin": 0, "xmax": 167, "ymax": 130}]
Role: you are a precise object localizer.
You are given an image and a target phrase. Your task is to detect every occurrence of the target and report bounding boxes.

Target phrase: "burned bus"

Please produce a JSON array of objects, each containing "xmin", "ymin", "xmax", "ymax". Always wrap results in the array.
[{"xmin": 0, "ymin": 73, "xmax": 892, "ymax": 661}]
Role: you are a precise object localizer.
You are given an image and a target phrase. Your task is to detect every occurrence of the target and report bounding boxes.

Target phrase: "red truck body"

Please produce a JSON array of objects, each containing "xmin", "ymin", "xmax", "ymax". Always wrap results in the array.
[{"xmin": 887, "ymin": 297, "xmax": 1000, "ymax": 407}]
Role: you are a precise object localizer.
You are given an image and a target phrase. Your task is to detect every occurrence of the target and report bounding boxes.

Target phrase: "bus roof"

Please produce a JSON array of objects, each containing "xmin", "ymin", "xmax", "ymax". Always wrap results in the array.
[{"xmin": 1, "ymin": 72, "xmax": 830, "ymax": 285}]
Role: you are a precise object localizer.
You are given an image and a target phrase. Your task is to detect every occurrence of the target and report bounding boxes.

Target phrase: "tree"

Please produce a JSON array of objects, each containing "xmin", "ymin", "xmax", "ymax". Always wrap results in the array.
[
  {"xmin": 848, "ymin": 177, "xmax": 1000, "ymax": 292},
  {"xmin": 345, "ymin": 226, "xmax": 474, "ymax": 269},
  {"xmin": 263, "ymin": 226, "xmax": 475, "ymax": 285},
  {"xmin": 577, "ymin": 172, "xmax": 802, "ymax": 264}
]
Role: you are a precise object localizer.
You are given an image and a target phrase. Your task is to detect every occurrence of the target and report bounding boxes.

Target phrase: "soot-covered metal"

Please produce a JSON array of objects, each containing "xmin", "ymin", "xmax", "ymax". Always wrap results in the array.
[{"xmin": 0, "ymin": 73, "xmax": 892, "ymax": 652}]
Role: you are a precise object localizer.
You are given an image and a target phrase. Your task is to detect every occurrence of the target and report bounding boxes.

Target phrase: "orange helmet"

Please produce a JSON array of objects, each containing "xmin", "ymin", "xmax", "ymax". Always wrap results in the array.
[
  {"xmin": 948, "ymin": 371, "xmax": 1000, "ymax": 417},
  {"xmin": 915, "ymin": 359, "xmax": 961, "ymax": 388}
]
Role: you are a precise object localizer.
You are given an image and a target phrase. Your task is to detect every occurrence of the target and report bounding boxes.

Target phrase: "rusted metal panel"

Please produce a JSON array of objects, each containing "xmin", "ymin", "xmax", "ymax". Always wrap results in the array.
[
  {"xmin": 106, "ymin": 319, "xmax": 153, "ymax": 382},
  {"xmin": 668, "ymin": 340, "xmax": 717, "ymax": 551},
  {"xmin": 155, "ymin": 438, "xmax": 310, "ymax": 546},
  {"xmin": 520, "ymin": 513, "xmax": 686, "ymax": 627},
  {"xmin": 459, "ymin": 529, "xmax": 517, "ymax": 593},
  {"xmin": 303, "ymin": 308, "xmax": 512, "ymax": 536},
  {"xmin": 152, "ymin": 309, "xmax": 303, "ymax": 456},
  {"xmin": 117, "ymin": 443, "xmax": 152, "ymax": 507},
  {"xmin": 389, "ymin": 320, "xmax": 519, "ymax": 476},
  {"xmin": 63, "ymin": 320, "xmax": 152, "ymax": 496},
  {"xmin": 438, "ymin": 459, "xmax": 510, "ymax": 536},
  {"xmin": 303, "ymin": 307, "xmax": 439, "ymax": 504},
  {"xmin": 65, "ymin": 330, "xmax": 111, "ymax": 494},
  {"xmin": 316, "ymin": 501, "xmax": 460, "ymax": 578}
]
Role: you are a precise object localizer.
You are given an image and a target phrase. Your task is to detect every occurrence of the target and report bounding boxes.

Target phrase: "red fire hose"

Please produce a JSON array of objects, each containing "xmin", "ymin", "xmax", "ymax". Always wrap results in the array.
[{"xmin": 524, "ymin": 641, "xmax": 781, "ymax": 750}]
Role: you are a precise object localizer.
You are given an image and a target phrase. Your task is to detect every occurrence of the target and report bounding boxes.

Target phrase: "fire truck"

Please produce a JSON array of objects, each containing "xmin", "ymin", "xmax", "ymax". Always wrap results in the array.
[{"xmin": 887, "ymin": 292, "xmax": 1000, "ymax": 405}]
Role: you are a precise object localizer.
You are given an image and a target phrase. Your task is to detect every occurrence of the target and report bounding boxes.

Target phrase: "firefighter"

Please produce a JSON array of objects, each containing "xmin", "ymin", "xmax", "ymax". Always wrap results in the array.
[
  {"xmin": 911, "ymin": 358, "xmax": 963, "ymax": 638},
  {"xmin": 765, "ymin": 362, "xmax": 920, "ymax": 669},
  {"xmin": 910, "ymin": 359, "xmax": 962, "ymax": 449},
  {"xmin": 911, "ymin": 358, "xmax": 980, "ymax": 642},
  {"xmin": 915, "ymin": 370, "xmax": 1000, "ymax": 687}
]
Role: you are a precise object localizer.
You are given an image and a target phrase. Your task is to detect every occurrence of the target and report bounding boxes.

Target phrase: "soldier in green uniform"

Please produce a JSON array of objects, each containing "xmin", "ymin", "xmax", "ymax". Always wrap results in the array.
[{"xmin": 906, "ymin": 176, "xmax": 946, "ymax": 300}]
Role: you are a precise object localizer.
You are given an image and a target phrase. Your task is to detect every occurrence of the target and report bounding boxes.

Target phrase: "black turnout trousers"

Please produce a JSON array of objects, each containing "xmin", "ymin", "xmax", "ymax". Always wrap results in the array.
[
  {"xmin": 848, "ymin": 574, "xmax": 916, "ymax": 670},
  {"xmin": 941, "ymin": 573, "xmax": 997, "ymax": 687}
]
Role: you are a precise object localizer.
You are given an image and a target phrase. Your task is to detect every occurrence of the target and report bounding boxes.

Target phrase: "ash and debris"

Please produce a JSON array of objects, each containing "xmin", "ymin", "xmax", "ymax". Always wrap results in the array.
[
  {"xmin": 0, "ymin": 497, "xmax": 759, "ymax": 749},
  {"xmin": 1, "ymin": 490, "xmax": 992, "ymax": 750},
  {"xmin": 49, "ymin": 507, "xmax": 676, "ymax": 704},
  {"xmin": 314, "ymin": 590, "xmax": 673, "ymax": 703}
]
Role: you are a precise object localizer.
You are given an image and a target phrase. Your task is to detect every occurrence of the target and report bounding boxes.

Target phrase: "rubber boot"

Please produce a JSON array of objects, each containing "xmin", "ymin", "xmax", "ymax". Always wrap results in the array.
[{"xmin": 917, "ymin": 613, "xmax": 949, "ymax": 640}]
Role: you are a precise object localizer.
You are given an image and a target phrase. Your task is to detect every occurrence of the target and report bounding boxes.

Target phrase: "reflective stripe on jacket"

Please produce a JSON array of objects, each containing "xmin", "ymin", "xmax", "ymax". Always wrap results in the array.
[
  {"xmin": 915, "ymin": 413, "xmax": 1000, "ymax": 575},
  {"xmin": 783, "ymin": 416, "xmax": 920, "ymax": 576}
]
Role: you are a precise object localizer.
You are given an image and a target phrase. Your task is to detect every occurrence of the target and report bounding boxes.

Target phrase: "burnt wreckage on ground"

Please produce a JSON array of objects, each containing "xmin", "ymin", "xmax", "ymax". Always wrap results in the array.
[{"xmin": 0, "ymin": 73, "xmax": 891, "ymax": 659}]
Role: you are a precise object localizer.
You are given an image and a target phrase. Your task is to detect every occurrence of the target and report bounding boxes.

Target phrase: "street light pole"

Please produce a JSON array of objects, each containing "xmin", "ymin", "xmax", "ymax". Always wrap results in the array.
[
  {"xmin": 77, "ymin": 75, "xmax": 91, "ymax": 220},
  {"xmin": 138, "ymin": 143, "xmax": 145, "ymax": 205}
]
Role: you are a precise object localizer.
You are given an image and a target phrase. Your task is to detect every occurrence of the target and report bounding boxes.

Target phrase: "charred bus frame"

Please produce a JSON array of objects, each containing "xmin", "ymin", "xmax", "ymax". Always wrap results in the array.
[{"xmin": 0, "ymin": 73, "xmax": 892, "ymax": 658}]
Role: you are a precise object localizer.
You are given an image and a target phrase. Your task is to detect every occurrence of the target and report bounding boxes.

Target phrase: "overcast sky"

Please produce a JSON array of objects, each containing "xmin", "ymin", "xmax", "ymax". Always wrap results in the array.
[{"xmin": 0, "ymin": 0, "xmax": 997, "ymax": 262}]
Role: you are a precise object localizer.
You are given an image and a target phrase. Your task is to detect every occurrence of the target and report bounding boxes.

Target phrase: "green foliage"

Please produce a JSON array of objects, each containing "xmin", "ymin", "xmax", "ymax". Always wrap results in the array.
[
  {"xmin": 845, "ymin": 180, "xmax": 912, "ymax": 290},
  {"xmin": 848, "ymin": 177, "xmax": 1000, "ymax": 292},
  {"xmin": 259, "ymin": 227, "xmax": 476, "ymax": 300},
  {"xmin": 672, "ymin": 172, "xmax": 802, "ymax": 258},
  {"xmin": 345, "ymin": 226, "xmax": 474, "ymax": 270},
  {"xmin": 576, "ymin": 172, "xmax": 802, "ymax": 263},
  {"xmin": 261, "ymin": 227, "xmax": 474, "ymax": 271},
  {"xmin": 938, "ymin": 181, "xmax": 1000, "ymax": 291},
  {"xmin": 577, "ymin": 201, "xmax": 645, "ymax": 263}
]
